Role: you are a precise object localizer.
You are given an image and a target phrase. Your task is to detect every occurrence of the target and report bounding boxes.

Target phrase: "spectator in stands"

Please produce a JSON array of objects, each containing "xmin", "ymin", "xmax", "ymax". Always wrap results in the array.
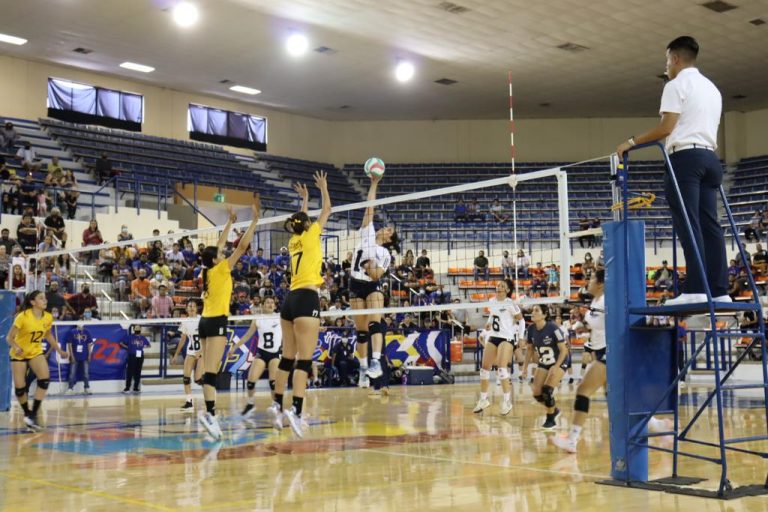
[
  {"xmin": 64, "ymin": 188, "xmax": 78, "ymax": 219},
  {"xmin": 331, "ymin": 335, "xmax": 358, "ymax": 387},
  {"xmin": 744, "ymin": 210, "xmax": 764, "ymax": 242},
  {"xmin": 727, "ymin": 259, "xmax": 740, "ymax": 277},
  {"xmin": 132, "ymin": 252, "xmax": 152, "ymax": 277},
  {"xmin": 112, "ymin": 256, "xmax": 133, "ymax": 301},
  {"xmin": 582, "ymin": 252, "xmax": 596, "ymax": 279},
  {"xmin": 36, "ymin": 188, "xmax": 48, "ymax": 217},
  {"xmin": 43, "ymin": 207, "xmax": 67, "ymax": 248},
  {"xmin": 0, "ymin": 245, "xmax": 10, "ymax": 288},
  {"xmin": 16, "ymin": 213, "xmax": 39, "ymax": 254},
  {"xmin": 130, "ymin": 269, "xmax": 151, "ymax": 318},
  {"xmin": 597, "ymin": 250, "xmax": 605, "ymax": 268},
  {"xmin": 82, "ymin": 219, "xmax": 103, "ymax": 263},
  {"xmin": 490, "ymin": 199, "xmax": 509, "ymax": 223},
  {"xmin": 230, "ymin": 260, "xmax": 249, "ymax": 283},
  {"xmin": 151, "ymin": 256, "xmax": 172, "ymax": 280},
  {"xmin": 728, "ymin": 268, "xmax": 750, "ymax": 299},
  {"xmin": 117, "ymin": 225, "xmax": 133, "ymax": 242},
  {"xmin": 181, "ymin": 240, "xmax": 197, "ymax": 266},
  {"xmin": 653, "ymin": 260, "xmax": 676, "ymax": 290},
  {"xmin": 149, "ymin": 269, "xmax": 173, "ymax": 297},
  {"xmin": 16, "ymin": 141, "xmax": 41, "ymax": 172},
  {"xmin": 399, "ymin": 314, "xmax": 418, "ymax": 334},
  {"xmin": 340, "ymin": 251, "xmax": 353, "ymax": 273},
  {"xmin": 0, "ymin": 161, "xmax": 10, "ymax": 180},
  {"xmin": 578, "ymin": 215, "xmax": 592, "ymax": 248},
  {"xmin": 36, "ymin": 234, "xmax": 57, "ymax": 254},
  {"xmin": 98, "ymin": 247, "xmax": 117, "ymax": 281},
  {"xmin": 454, "ymin": 198, "xmax": 468, "ymax": 223},
  {"xmin": 0, "ymin": 228, "xmax": 18, "ymax": 254},
  {"xmin": 44, "ymin": 281, "xmax": 72, "ymax": 316},
  {"xmin": 94, "ymin": 152, "xmax": 116, "ymax": 185},
  {"xmin": 231, "ymin": 292, "xmax": 251, "ymax": 316},
  {"xmin": 274, "ymin": 246, "xmax": 290, "ymax": 271},
  {"xmin": 10, "ymin": 263, "xmax": 25, "ymax": 291},
  {"xmin": 148, "ymin": 240, "xmax": 164, "ymax": 263},
  {"xmin": 68, "ymin": 283, "xmax": 99, "ymax": 320},
  {"xmin": 1, "ymin": 121, "xmax": 18, "ymax": 153},
  {"xmin": 467, "ymin": 198, "xmax": 483, "ymax": 222},
  {"xmin": 1, "ymin": 173, "xmax": 21, "ymax": 214},
  {"xmin": 165, "ymin": 242, "xmax": 185, "ymax": 266},
  {"xmin": 473, "ymin": 250, "xmax": 490, "ymax": 281},
  {"xmin": 259, "ymin": 278, "xmax": 276, "ymax": 300},
  {"xmin": 515, "ymin": 249, "xmax": 530, "ymax": 278},
  {"xmin": 45, "ymin": 156, "xmax": 64, "ymax": 182},
  {"xmin": 150, "ymin": 284, "xmax": 174, "ymax": 318},
  {"xmin": 501, "ymin": 250, "xmax": 514, "ymax": 279},
  {"xmin": 53, "ymin": 254, "xmax": 74, "ymax": 293},
  {"xmin": 753, "ymin": 243, "xmax": 767, "ymax": 274},
  {"xmin": 530, "ymin": 276, "xmax": 548, "ymax": 296},
  {"xmin": 546, "ymin": 264, "xmax": 559, "ymax": 288},
  {"xmin": 19, "ymin": 174, "xmax": 38, "ymax": 211},
  {"xmin": 249, "ymin": 247, "xmax": 269, "ymax": 269}
]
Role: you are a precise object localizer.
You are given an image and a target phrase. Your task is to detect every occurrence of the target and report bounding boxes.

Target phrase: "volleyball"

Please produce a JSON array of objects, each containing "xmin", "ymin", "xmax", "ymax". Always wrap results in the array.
[{"xmin": 364, "ymin": 157, "xmax": 386, "ymax": 178}]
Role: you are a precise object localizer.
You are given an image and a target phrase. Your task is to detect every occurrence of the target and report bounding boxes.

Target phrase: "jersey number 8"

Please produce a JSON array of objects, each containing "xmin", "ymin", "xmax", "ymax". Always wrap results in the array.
[
  {"xmin": 262, "ymin": 332, "xmax": 274, "ymax": 350},
  {"xmin": 190, "ymin": 334, "xmax": 201, "ymax": 352}
]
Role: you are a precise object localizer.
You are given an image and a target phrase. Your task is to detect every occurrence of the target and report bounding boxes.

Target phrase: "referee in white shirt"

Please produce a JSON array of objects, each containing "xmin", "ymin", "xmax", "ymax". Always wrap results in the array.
[{"xmin": 617, "ymin": 36, "xmax": 729, "ymax": 305}]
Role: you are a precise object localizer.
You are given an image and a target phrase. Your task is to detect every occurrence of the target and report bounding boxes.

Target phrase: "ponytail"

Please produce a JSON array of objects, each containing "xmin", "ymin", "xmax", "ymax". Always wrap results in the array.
[{"xmin": 504, "ymin": 278, "xmax": 516, "ymax": 298}]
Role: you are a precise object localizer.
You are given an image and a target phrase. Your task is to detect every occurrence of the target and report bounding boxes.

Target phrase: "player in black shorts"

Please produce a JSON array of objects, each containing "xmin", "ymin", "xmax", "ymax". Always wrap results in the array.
[{"xmin": 524, "ymin": 304, "xmax": 568, "ymax": 429}]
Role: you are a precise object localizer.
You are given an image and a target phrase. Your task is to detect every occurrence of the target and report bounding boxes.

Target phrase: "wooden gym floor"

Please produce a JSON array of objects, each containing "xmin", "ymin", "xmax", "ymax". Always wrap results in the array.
[{"xmin": 0, "ymin": 382, "xmax": 765, "ymax": 511}]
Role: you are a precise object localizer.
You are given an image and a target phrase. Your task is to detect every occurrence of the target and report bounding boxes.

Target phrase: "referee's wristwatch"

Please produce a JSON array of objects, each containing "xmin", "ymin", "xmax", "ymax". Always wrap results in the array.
[{"xmin": 627, "ymin": 136, "xmax": 637, "ymax": 147}]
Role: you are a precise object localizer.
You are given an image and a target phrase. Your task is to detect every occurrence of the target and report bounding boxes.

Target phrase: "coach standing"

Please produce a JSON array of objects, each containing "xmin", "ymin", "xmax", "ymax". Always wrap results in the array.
[{"xmin": 617, "ymin": 36, "xmax": 729, "ymax": 305}]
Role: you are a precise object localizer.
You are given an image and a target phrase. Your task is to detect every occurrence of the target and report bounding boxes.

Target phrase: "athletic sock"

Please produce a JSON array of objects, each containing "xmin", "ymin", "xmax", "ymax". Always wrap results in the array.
[
  {"xmin": 20, "ymin": 401, "xmax": 30, "ymax": 416},
  {"xmin": 372, "ymin": 351, "xmax": 381, "ymax": 360},
  {"xmin": 31, "ymin": 399, "xmax": 41, "ymax": 415},
  {"xmin": 205, "ymin": 400, "xmax": 215, "ymax": 415},
  {"xmin": 268, "ymin": 380, "xmax": 276, "ymax": 392},
  {"xmin": 292, "ymin": 396, "xmax": 304, "ymax": 416},
  {"xmin": 503, "ymin": 392, "xmax": 510, "ymax": 403},
  {"xmin": 274, "ymin": 393, "xmax": 283, "ymax": 410},
  {"xmin": 185, "ymin": 394, "xmax": 192, "ymax": 403},
  {"xmin": 247, "ymin": 395, "xmax": 256, "ymax": 405},
  {"xmin": 242, "ymin": 403, "xmax": 254, "ymax": 414},
  {"xmin": 569, "ymin": 425, "xmax": 583, "ymax": 441},
  {"xmin": 480, "ymin": 392, "xmax": 488, "ymax": 401}
]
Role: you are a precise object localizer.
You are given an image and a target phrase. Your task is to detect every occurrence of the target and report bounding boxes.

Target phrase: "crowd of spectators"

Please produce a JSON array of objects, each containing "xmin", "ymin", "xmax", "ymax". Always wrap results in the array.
[{"xmin": 454, "ymin": 197, "xmax": 509, "ymax": 223}]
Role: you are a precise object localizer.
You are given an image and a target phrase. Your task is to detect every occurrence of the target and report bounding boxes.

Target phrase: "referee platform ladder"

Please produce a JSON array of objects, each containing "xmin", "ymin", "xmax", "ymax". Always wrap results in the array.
[{"xmin": 601, "ymin": 142, "xmax": 767, "ymax": 499}]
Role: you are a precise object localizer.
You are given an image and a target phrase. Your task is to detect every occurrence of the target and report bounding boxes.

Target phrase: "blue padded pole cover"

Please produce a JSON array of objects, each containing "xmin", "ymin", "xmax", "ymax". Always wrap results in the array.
[{"xmin": 0, "ymin": 291, "xmax": 15, "ymax": 411}]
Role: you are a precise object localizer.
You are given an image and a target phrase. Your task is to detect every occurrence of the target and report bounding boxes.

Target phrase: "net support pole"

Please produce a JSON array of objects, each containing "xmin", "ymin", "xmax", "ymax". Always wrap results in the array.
[
  {"xmin": 556, "ymin": 169, "xmax": 570, "ymax": 302},
  {"xmin": 0, "ymin": 291, "xmax": 15, "ymax": 411}
]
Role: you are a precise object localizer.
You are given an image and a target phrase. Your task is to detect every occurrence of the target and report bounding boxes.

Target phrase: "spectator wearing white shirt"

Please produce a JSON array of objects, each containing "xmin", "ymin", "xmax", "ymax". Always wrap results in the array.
[
  {"xmin": 16, "ymin": 141, "xmax": 41, "ymax": 172},
  {"xmin": 165, "ymin": 242, "xmax": 186, "ymax": 267},
  {"xmin": 515, "ymin": 249, "xmax": 530, "ymax": 278},
  {"xmin": 501, "ymin": 250, "xmax": 515, "ymax": 279},
  {"xmin": 617, "ymin": 36, "xmax": 728, "ymax": 305}
]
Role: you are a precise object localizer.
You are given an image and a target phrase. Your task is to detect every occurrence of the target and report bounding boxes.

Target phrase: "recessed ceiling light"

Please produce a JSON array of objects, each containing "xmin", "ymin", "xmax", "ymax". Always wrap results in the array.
[
  {"xmin": 119, "ymin": 61, "xmax": 155, "ymax": 73},
  {"xmin": 395, "ymin": 61, "xmax": 415, "ymax": 82},
  {"xmin": 0, "ymin": 33, "xmax": 28, "ymax": 46},
  {"xmin": 229, "ymin": 85, "xmax": 261, "ymax": 95},
  {"xmin": 286, "ymin": 33, "xmax": 309, "ymax": 57},
  {"xmin": 172, "ymin": 2, "xmax": 199, "ymax": 27}
]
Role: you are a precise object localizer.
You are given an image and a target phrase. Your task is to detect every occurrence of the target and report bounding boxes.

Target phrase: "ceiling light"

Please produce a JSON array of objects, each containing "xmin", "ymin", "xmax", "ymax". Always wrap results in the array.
[
  {"xmin": 230, "ymin": 85, "xmax": 261, "ymax": 95},
  {"xmin": 172, "ymin": 2, "xmax": 199, "ymax": 27},
  {"xmin": 286, "ymin": 33, "xmax": 309, "ymax": 57},
  {"xmin": 0, "ymin": 33, "xmax": 27, "ymax": 46},
  {"xmin": 395, "ymin": 61, "xmax": 415, "ymax": 82},
  {"xmin": 120, "ymin": 62, "xmax": 155, "ymax": 73}
]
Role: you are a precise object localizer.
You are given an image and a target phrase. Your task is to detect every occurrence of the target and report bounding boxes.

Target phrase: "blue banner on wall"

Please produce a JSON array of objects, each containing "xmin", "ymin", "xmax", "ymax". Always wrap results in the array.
[{"xmin": 49, "ymin": 325, "xmax": 129, "ymax": 381}]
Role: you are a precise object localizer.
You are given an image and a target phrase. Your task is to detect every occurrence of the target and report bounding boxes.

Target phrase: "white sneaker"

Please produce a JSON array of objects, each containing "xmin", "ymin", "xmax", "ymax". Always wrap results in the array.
[
  {"xmin": 65, "ymin": 388, "xmax": 75, "ymax": 395},
  {"xmin": 266, "ymin": 402, "xmax": 283, "ymax": 431},
  {"xmin": 712, "ymin": 295, "xmax": 732, "ymax": 303},
  {"xmin": 665, "ymin": 293, "xmax": 707, "ymax": 306},
  {"xmin": 283, "ymin": 406, "xmax": 304, "ymax": 438},
  {"xmin": 551, "ymin": 435, "xmax": 577, "ymax": 453},
  {"xmin": 84, "ymin": 388, "xmax": 92, "ymax": 395},
  {"xmin": 23, "ymin": 415, "xmax": 43, "ymax": 431},
  {"xmin": 197, "ymin": 412, "xmax": 222, "ymax": 440},
  {"xmin": 473, "ymin": 397, "xmax": 491, "ymax": 413},
  {"xmin": 358, "ymin": 372, "xmax": 369, "ymax": 388},
  {"xmin": 648, "ymin": 417, "xmax": 674, "ymax": 434},
  {"xmin": 366, "ymin": 359, "xmax": 383, "ymax": 379},
  {"xmin": 499, "ymin": 400, "xmax": 512, "ymax": 416}
]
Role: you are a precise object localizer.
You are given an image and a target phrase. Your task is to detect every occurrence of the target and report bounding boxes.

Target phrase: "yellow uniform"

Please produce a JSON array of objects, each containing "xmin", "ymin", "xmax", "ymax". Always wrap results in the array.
[
  {"xmin": 289, "ymin": 222, "xmax": 324, "ymax": 290},
  {"xmin": 11, "ymin": 310, "xmax": 53, "ymax": 360},
  {"xmin": 202, "ymin": 259, "xmax": 232, "ymax": 318}
]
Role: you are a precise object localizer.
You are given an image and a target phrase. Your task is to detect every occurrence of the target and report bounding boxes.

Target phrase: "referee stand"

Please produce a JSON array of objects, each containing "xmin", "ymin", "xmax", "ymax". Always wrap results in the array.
[{"xmin": 600, "ymin": 142, "xmax": 767, "ymax": 499}]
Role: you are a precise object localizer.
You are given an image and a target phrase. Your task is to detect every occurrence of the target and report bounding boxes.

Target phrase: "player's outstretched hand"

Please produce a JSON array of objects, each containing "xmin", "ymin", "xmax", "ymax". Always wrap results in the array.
[
  {"xmin": 313, "ymin": 170, "xmax": 327, "ymax": 189},
  {"xmin": 293, "ymin": 182, "xmax": 309, "ymax": 199},
  {"xmin": 252, "ymin": 194, "xmax": 261, "ymax": 218}
]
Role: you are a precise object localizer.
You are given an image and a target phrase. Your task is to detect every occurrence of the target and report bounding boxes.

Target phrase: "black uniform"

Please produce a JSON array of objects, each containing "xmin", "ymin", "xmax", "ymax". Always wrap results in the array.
[{"xmin": 527, "ymin": 321, "xmax": 568, "ymax": 371}]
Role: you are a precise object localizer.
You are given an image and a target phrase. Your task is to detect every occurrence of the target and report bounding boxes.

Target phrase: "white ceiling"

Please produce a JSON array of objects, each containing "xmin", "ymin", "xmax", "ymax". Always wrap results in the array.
[{"xmin": 1, "ymin": 0, "xmax": 767, "ymax": 120}]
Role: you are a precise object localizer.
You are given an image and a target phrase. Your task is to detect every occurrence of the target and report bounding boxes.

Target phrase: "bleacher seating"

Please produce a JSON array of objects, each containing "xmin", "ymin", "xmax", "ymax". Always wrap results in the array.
[{"xmin": 725, "ymin": 154, "xmax": 768, "ymax": 233}]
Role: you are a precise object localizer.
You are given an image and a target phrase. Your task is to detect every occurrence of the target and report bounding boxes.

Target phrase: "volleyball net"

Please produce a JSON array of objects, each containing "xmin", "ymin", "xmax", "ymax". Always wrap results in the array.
[{"xmin": 24, "ymin": 155, "xmax": 618, "ymax": 337}]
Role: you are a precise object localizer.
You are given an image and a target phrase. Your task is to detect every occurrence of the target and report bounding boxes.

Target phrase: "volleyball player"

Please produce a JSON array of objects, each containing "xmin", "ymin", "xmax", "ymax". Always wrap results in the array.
[
  {"xmin": 349, "ymin": 174, "xmax": 399, "ymax": 388},
  {"xmin": 473, "ymin": 279, "xmax": 523, "ymax": 416},
  {"xmin": 525, "ymin": 305, "xmax": 568, "ymax": 429},
  {"xmin": 7, "ymin": 290, "xmax": 68, "ymax": 430},
  {"xmin": 234, "ymin": 296, "xmax": 282, "ymax": 419},
  {"xmin": 269, "ymin": 171, "xmax": 331, "ymax": 438},
  {"xmin": 197, "ymin": 198, "xmax": 261, "ymax": 440},
  {"xmin": 552, "ymin": 269, "xmax": 672, "ymax": 452},
  {"xmin": 172, "ymin": 300, "xmax": 202, "ymax": 412}
]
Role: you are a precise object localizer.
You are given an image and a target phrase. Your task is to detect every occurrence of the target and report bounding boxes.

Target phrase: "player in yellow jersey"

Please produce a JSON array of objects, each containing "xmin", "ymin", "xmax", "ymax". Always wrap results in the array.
[
  {"xmin": 7, "ymin": 290, "xmax": 68, "ymax": 430},
  {"xmin": 197, "ymin": 195, "xmax": 261, "ymax": 440},
  {"xmin": 269, "ymin": 171, "xmax": 331, "ymax": 437}
]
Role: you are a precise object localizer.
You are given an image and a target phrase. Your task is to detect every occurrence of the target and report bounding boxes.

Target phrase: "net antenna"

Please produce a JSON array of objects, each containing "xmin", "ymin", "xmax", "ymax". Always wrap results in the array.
[{"xmin": 508, "ymin": 71, "xmax": 519, "ymax": 298}]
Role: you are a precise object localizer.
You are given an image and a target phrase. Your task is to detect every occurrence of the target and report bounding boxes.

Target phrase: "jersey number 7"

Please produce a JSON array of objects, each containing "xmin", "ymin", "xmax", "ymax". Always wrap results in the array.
[{"xmin": 292, "ymin": 251, "xmax": 303, "ymax": 274}]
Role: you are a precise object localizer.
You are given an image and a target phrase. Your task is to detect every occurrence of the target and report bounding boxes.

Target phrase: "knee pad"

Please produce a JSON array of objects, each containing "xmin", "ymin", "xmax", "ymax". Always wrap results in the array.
[
  {"xmin": 356, "ymin": 331, "xmax": 370, "ymax": 344},
  {"xmin": 368, "ymin": 321, "xmax": 382, "ymax": 337},
  {"xmin": 278, "ymin": 357, "xmax": 295, "ymax": 372},
  {"xmin": 202, "ymin": 372, "xmax": 217, "ymax": 387},
  {"xmin": 183, "ymin": 377, "xmax": 191, "ymax": 386},
  {"xmin": 498, "ymin": 367, "xmax": 510, "ymax": 380},
  {"xmin": 574, "ymin": 394, "xmax": 590, "ymax": 413},
  {"xmin": 195, "ymin": 378, "xmax": 204, "ymax": 386},
  {"xmin": 295, "ymin": 359, "xmax": 312, "ymax": 375},
  {"xmin": 534, "ymin": 394, "xmax": 545, "ymax": 404},
  {"xmin": 479, "ymin": 368, "xmax": 490, "ymax": 381},
  {"xmin": 37, "ymin": 379, "xmax": 50, "ymax": 390},
  {"xmin": 247, "ymin": 381, "xmax": 256, "ymax": 391},
  {"xmin": 15, "ymin": 387, "xmax": 26, "ymax": 397},
  {"xmin": 542, "ymin": 385, "xmax": 555, "ymax": 408},
  {"xmin": 269, "ymin": 380, "xmax": 276, "ymax": 391}
]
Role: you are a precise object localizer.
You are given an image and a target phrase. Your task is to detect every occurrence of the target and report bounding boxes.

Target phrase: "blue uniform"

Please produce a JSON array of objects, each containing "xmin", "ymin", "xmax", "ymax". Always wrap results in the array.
[{"xmin": 527, "ymin": 321, "xmax": 568, "ymax": 371}]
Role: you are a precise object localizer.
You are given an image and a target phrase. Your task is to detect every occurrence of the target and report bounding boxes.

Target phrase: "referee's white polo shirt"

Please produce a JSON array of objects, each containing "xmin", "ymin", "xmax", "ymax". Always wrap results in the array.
[{"xmin": 659, "ymin": 67, "xmax": 721, "ymax": 152}]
